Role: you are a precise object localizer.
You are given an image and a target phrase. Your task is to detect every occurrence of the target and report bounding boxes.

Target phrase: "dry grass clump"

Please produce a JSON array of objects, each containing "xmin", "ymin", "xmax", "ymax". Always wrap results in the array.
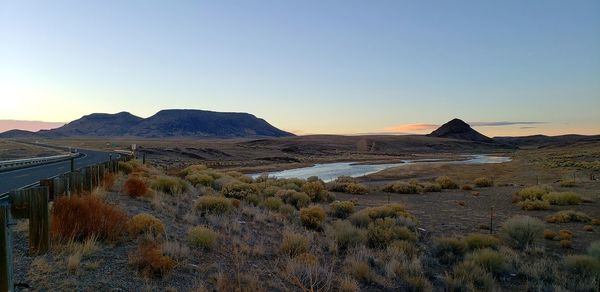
[
  {"xmin": 221, "ymin": 182, "xmax": 258, "ymax": 200},
  {"xmin": 51, "ymin": 195, "xmax": 128, "ymax": 241},
  {"xmin": 558, "ymin": 229, "xmax": 573, "ymax": 240},
  {"xmin": 433, "ymin": 237, "xmax": 467, "ymax": 264},
  {"xmin": 542, "ymin": 191, "xmax": 581, "ymax": 205},
  {"xmin": 262, "ymin": 196, "xmax": 283, "ymax": 211},
  {"xmin": 562, "ymin": 255, "xmax": 600, "ymax": 279},
  {"xmin": 118, "ymin": 161, "xmax": 135, "ymax": 174},
  {"xmin": 381, "ymin": 181, "xmax": 422, "ymax": 194},
  {"xmin": 128, "ymin": 243, "xmax": 175, "ymax": 278},
  {"xmin": 123, "ymin": 176, "xmax": 149, "ymax": 198},
  {"xmin": 348, "ymin": 203, "xmax": 415, "ymax": 228},
  {"xmin": 128, "ymin": 213, "xmax": 165, "ymax": 238},
  {"xmin": 583, "ymin": 225, "xmax": 594, "ymax": 232},
  {"xmin": 101, "ymin": 173, "xmax": 116, "ymax": 190},
  {"xmin": 329, "ymin": 200, "xmax": 355, "ymax": 219},
  {"xmin": 474, "ymin": 177, "xmax": 494, "ymax": 188},
  {"xmin": 445, "ymin": 260, "xmax": 495, "ymax": 291},
  {"xmin": 187, "ymin": 226, "xmax": 218, "ymax": 250},
  {"xmin": 461, "ymin": 184, "xmax": 473, "ymax": 191},
  {"xmin": 500, "ymin": 215, "xmax": 544, "ymax": 250},
  {"xmin": 150, "ymin": 176, "xmax": 188, "ymax": 195},
  {"xmin": 195, "ymin": 195, "xmax": 233, "ymax": 215},
  {"xmin": 593, "ymin": 218, "xmax": 600, "ymax": 225},
  {"xmin": 464, "ymin": 233, "xmax": 500, "ymax": 250},
  {"xmin": 465, "ymin": 248, "xmax": 506, "ymax": 275},
  {"xmin": 179, "ymin": 164, "xmax": 208, "ymax": 176},
  {"xmin": 185, "ymin": 173, "xmax": 214, "ymax": 187},
  {"xmin": 330, "ymin": 220, "xmax": 367, "ymax": 251},
  {"xmin": 422, "ymin": 183, "xmax": 441, "ymax": 192},
  {"xmin": 559, "ymin": 179, "xmax": 576, "ymax": 187},
  {"xmin": 300, "ymin": 206, "xmax": 326, "ymax": 230},
  {"xmin": 280, "ymin": 231, "xmax": 309, "ymax": 257},
  {"xmin": 516, "ymin": 185, "xmax": 553, "ymax": 201},
  {"xmin": 279, "ymin": 204, "xmax": 296, "ymax": 217},
  {"xmin": 560, "ymin": 239, "xmax": 572, "ymax": 249},
  {"xmin": 328, "ymin": 177, "xmax": 369, "ymax": 195},
  {"xmin": 544, "ymin": 229, "xmax": 557, "ymax": 240},
  {"xmin": 546, "ymin": 210, "xmax": 591, "ymax": 223},
  {"xmin": 277, "ymin": 190, "xmax": 311, "ymax": 209},
  {"xmin": 435, "ymin": 176, "xmax": 459, "ymax": 189},
  {"xmin": 518, "ymin": 199, "xmax": 550, "ymax": 210},
  {"xmin": 301, "ymin": 181, "xmax": 333, "ymax": 202},
  {"xmin": 367, "ymin": 218, "xmax": 415, "ymax": 249}
]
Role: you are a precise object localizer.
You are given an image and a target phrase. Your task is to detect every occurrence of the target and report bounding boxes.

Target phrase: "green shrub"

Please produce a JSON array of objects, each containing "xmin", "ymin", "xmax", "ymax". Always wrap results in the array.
[
  {"xmin": 517, "ymin": 185, "xmax": 552, "ymax": 201},
  {"xmin": 280, "ymin": 231, "xmax": 309, "ymax": 256},
  {"xmin": 187, "ymin": 226, "xmax": 218, "ymax": 250},
  {"xmin": 422, "ymin": 183, "xmax": 441, "ymax": 192},
  {"xmin": 331, "ymin": 220, "xmax": 367, "ymax": 251},
  {"xmin": 500, "ymin": 215, "xmax": 544, "ymax": 250},
  {"xmin": 562, "ymin": 255, "xmax": 600, "ymax": 279},
  {"xmin": 546, "ymin": 210, "xmax": 592, "ymax": 223},
  {"xmin": 445, "ymin": 260, "xmax": 495, "ymax": 291},
  {"xmin": 518, "ymin": 199, "xmax": 550, "ymax": 210},
  {"xmin": 588, "ymin": 241, "xmax": 600, "ymax": 261},
  {"xmin": 328, "ymin": 180, "xmax": 369, "ymax": 195},
  {"xmin": 262, "ymin": 197, "xmax": 283, "ymax": 211},
  {"xmin": 195, "ymin": 196, "xmax": 233, "ymax": 214},
  {"xmin": 464, "ymin": 233, "xmax": 500, "ymax": 250},
  {"xmin": 300, "ymin": 206, "xmax": 326, "ymax": 230},
  {"xmin": 367, "ymin": 218, "xmax": 415, "ymax": 249},
  {"xmin": 221, "ymin": 182, "xmax": 257, "ymax": 200},
  {"xmin": 382, "ymin": 182, "xmax": 422, "ymax": 194},
  {"xmin": 433, "ymin": 237, "xmax": 467, "ymax": 264},
  {"xmin": 277, "ymin": 190, "xmax": 311, "ymax": 209},
  {"xmin": 261, "ymin": 186, "xmax": 281, "ymax": 197},
  {"xmin": 435, "ymin": 176, "xmax": 458, "ymax": 189},
  {"xmin": 542, "ymin": 192, "xmax": 581, "ymax": 205},
  {"xmin": 185, "ymin": 173, "xmax": 214, "ymax": 187},
  {"xmin": 329, "ymin": 200, "xmax": 355, "ymax": 219},
  {"xmin": 151, "ymin": 176, "xmax": 189, "ymax": 195},
  {"xmin": 474, "ymin": 177, "xmax": 493, "ymax": 188},
  {"xmin": 465, "ymin": 248, "xmax": 506, "ymax": 275}
]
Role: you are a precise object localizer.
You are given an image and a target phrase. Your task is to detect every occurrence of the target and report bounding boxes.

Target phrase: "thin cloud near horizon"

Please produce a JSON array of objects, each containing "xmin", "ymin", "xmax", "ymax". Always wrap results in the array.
[{"xmin": 382, "ymin": 121, "xmax": 547, "ymax": 134}]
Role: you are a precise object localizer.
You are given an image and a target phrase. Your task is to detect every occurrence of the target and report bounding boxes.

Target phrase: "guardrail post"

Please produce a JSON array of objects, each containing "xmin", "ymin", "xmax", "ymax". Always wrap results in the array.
[
  {"xmin": 0, "ymin": 203, "xmax": 14, "ymax": 292},
  {"xmin": 70, "ymin": 157, "xmax": 75, "ymax": 172},
  {"xmin": 29, "ymin": 187, "xmax": 49, "ymax": 255},
  {"xmin": 40, "ymin": 179, "xmax": 55, "ymax": 201}
]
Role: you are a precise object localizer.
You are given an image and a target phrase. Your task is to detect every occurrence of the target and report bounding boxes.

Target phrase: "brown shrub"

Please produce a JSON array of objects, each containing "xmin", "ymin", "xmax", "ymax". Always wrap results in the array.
[
  {"xmin": 560, "ymin": 239, "xmax": 572, "ymax": 249},
  {"xmin": 128, "ymin": 243, "xmax": 175, "ymax": 278},
  {"xmin": 128, "ymin": 213, "xmax": 165, "ymax": 238},
  {"xmin": 51, "ymin": 195, "xmax": 128, "ymax": 241},
  {"xmin": 583, "ymin": 225, "xmax": 594, "ymax": 232},
  {"xmin": 101, "ymin": 173, "xmax": 116, "ymax": 190},
  {"xmin": 435, "ymin": 176, "xmax": 458, "ymax": 189},
  {"xmin": 544, "ymin": 229, "xmax": 557, "ymax": 240},
  {"xmin": 462, "ymin": 185, "xmax": 473, "ymax": 191},
  {"xmin": 123, "ymin": 176, "xmax": 148, "ymax": 198},
  {"xmin": 300, "ymin": 206, "xmax": 326, "ymax": 230}
]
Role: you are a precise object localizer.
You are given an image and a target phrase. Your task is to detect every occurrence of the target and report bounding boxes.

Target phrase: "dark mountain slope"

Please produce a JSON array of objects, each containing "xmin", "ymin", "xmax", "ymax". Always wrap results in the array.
[{"xmin": 427, "ymin": 118, "xmax": 493, "ymax": 143}]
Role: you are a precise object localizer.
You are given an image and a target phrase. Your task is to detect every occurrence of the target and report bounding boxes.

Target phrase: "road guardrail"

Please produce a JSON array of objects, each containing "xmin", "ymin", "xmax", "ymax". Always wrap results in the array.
[{"xmin": 0, "ymin": 153, "xmax": 80, "ymax": 173}]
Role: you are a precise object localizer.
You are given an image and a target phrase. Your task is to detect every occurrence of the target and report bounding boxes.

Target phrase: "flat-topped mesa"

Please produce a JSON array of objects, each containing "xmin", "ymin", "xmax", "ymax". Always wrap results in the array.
[{"xmin": 427, "ymin": 118, "xmax": 493, "ymax": 143}]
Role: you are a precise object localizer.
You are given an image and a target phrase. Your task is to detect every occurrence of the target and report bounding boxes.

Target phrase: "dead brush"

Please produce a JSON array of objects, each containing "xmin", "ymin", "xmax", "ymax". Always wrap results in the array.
[
  {"xmin": 50, "ymin": 195, "xmax": 128, "ymax": 241},
  {"xmin": 101, "ymin": 173, "xmax": 116, "ymax": 190},
  {"xmin": 123, "ymin": 175, "xmax": 149, "ymax": 198},
  {"xmin": 128, "ymin": 242, "xmax": 175, "ymax": 278}
]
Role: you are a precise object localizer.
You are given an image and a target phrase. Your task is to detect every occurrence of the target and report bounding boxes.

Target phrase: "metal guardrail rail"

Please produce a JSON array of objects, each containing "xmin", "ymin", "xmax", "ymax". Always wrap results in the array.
[{"xmin": 0, "ymin": 153, "xmax": 79, "ymax": 173}]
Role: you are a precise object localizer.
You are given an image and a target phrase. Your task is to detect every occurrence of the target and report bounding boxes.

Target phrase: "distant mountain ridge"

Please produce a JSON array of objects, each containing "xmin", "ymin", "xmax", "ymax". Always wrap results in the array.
[
  {"xmin": 0, "ymin": 109, "xmax": 293, "ymax": 138},
  {"xmin": 427, "ymin": 118, "xmax": 493, "ymax": 143}
]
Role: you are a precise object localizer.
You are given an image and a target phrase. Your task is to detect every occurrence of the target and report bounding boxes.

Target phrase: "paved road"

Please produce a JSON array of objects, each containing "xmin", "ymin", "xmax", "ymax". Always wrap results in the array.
[{"xmin": 0, "ymin": 149, "xmax": 115, "ymax": 195}]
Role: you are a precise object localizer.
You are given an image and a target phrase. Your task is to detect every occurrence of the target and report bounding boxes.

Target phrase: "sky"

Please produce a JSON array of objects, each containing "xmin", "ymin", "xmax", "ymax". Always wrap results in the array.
[{"xmin": 1, "ymin": 0, "xmax": 599, "ymax": 136}]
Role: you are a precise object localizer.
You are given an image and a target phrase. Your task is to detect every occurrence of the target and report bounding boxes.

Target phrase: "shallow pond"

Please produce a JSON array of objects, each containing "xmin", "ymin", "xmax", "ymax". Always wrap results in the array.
[{"xmin": 252, "ymin": 155, "xmax": 511, "ymax": 182}]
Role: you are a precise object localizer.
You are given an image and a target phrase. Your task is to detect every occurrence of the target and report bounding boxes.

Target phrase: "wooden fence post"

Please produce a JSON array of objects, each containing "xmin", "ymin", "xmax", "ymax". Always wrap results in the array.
[
  {"xmin": 40, "ymin": 179, "xmax": 55, "ymax": 201},
  {"xmin": 28, "ymin": 187, "xmax": 49, "ymax": 255},
  {"xmin": 0, "ymin": 203, "xmax": 14, "ymax": 292}
]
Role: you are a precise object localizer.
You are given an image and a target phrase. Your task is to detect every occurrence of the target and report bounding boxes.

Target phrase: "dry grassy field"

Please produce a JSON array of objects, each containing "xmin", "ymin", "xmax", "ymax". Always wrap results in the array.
[
  {"xmin": 9, "ymin": 141, "xmax": 600, "ymax": 291},
  {"xmin": 0, "ymin": 140, "xmax": 63, "ymax": 160}
]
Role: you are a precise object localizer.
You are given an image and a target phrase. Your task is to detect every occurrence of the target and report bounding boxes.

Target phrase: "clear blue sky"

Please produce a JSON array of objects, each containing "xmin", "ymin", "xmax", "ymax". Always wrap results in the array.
[{"xmin": 1, "ymin": 0, "xmax": 599, "ymax": 136}]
